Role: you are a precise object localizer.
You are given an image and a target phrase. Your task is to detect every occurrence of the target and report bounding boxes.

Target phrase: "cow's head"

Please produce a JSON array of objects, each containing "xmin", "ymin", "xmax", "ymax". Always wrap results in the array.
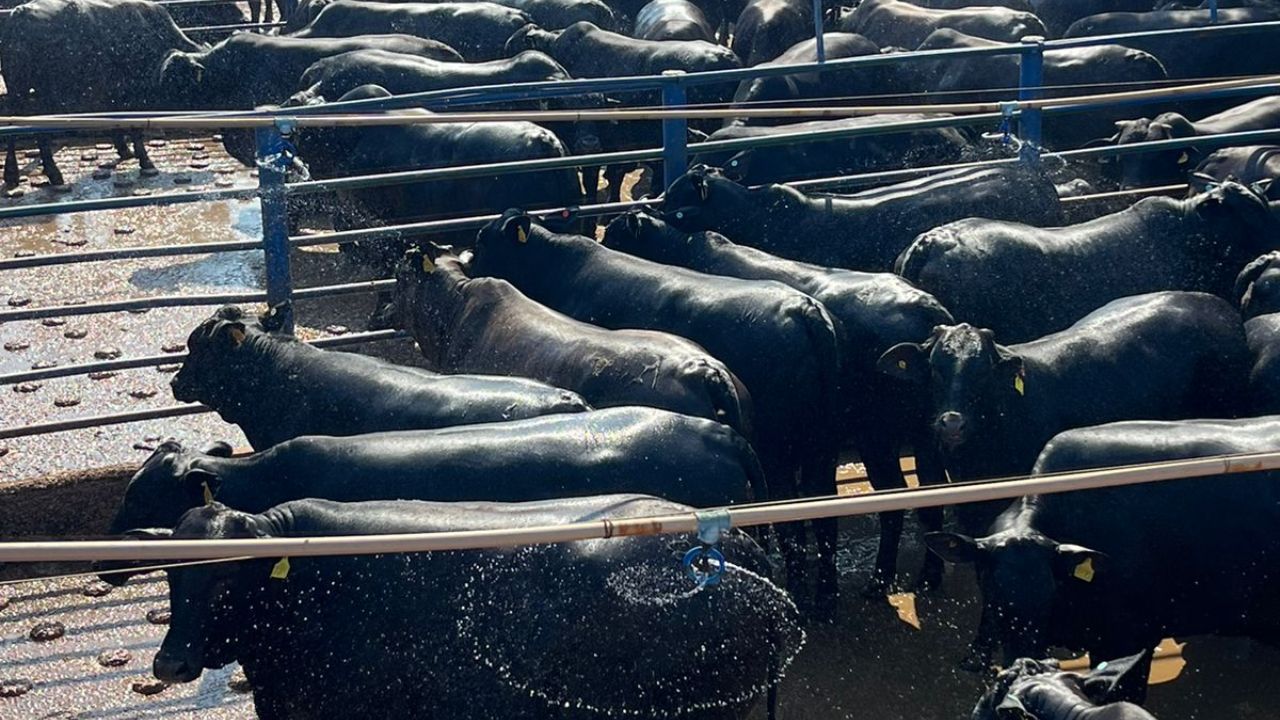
[
  {"xmin": 153, "ymin": 504, "xmax": 274, "ymax": 684},
  {"xmin": 157, "ymin": 50, "xmax": 206, "ymax": 108},
  {"xmin": 1236, "ymin": 251, "xmax": 1280, "ymax": 320},
  {"xmin": 392, "ymin": 246, "xmax": 471, "ymax": 367},
  {"xmin": 661, "ymin": 164, "xmax": 754, "ymax": 232},
  {"xmin": 877, "ymin": 324, "xmax": 1024, "ymax": 453},
  {"xmin": 170, "ymin": 304, "xmax": 287, "ymax": 410},
  {"xmin": 105, "ymin": 440, "xmax": 236, "ymax": 540},
  {"xmin": 504, "ymin": 23, "xmax": 558, "ymax": 56},
  {"xmin": 600, "ymin": 208, "xmax": 679, "ymax": 262},
  {"xmin": 972, "ymin": 651, "xmax": 1150, "ymax": 720},
  {"xmin": 926, "ymin": 529, "xmax": 1105, "ymax": 665},
  {"xmin": 1102, "ymin": 114, "xmax": 1200, "ymax": 189},
  {"xmin": 1190, "ymin": 180, "xmax": 1279, "ymax": 250}
]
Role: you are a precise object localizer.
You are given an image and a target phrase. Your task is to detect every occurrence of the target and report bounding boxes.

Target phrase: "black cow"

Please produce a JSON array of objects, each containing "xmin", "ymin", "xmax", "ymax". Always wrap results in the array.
[
  {"xmin": 661, "ymin": 163, "xmax": 1062, "ymax": 271},
  {"xmin": 384, "ymin": 251, "xmax": 754, "ymax": 439},
  {"xmin": 170, "ymin": 304, "xmax": 589, "ymax": 449},
  {"xmin": 280, "ymin": 85, "xmax": 583, "ymax": 266},
  {"xmin": 106, "ymin": 406, "xmax": 763, "ymax": 536},
  {"xmin": 1236, "ymin": 252, "xmax": 1280, "ymax": 414},
  {"xmin": 915, "ymin": 29, "xmax": 1168, "ymax": 149},
  {"xmin": 157, "ymin": 32, "xmax": 462, "ymax": 111},
  {"xmin": 731, "ymin": 33, "xmax": 898, "ymax": 122},
  {"xmin": 1101, "ymin": 96, "xmax": 1280, "ymax": 189},
  {"xmin": 896, "ymin": 181, "xmax": 1278, "ymax": 343},
  {"xmin": 877, "ymin": 292, "xmax": 1250, "ymax": 499},
  {"xmin": 973, "ymin": 653, "xmax": 1156, "ymax": 720},
  {"xmin": 1024, "ymin": 0, "xmax": 1152, "ymax": 38},
  {"xmin": 634, "ymin": 0, "xmax": 715, "ymax": 41},
  {"xmin": 147, "ymin": 496, "xmax": 804, "ymax": 719},
  {"xmin": 0, "ymin": 0, "xmax": 206, "ymax": 186},
  {"xmin": 293, "ymin": 0, "xmax": 532, "ymax": 61},
  {"xmin": 288, "ymin": 0, "xmax": 617, "ymax": 31},
  {"xmin": 294, "ymin": 48, "xmax": 567, "ymax": 101},
  {"xmin": 1064, "ymin": 7, "xmax": 1280, "ymax": 79},
  {"xmin": 929, "ymin": 414, "xmax": 1280, "ymax": 675},
  {"xmin": 1192, "ymin": 145, "xmax": 1280, "ymax": 192},
  {"xmin": 839, "ymin": 0, "xmax": 1047, "ymax": 49},
  {"xmin": 695, "ymin": 114, "xmax": 976, "ymax": 184},
  {"xmin": 731, "ymin": 0, "xmax": 813, "ymax": 66},
  {"xmin": 602, "ymin": 209, "xmax": 954, "ymax": 592},
  {"xmin": 468, "ymin": 210, "xmax": 843, "ymax": 609}
]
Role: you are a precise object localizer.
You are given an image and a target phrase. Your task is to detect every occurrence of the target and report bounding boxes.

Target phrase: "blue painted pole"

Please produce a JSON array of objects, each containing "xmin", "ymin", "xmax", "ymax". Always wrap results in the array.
[
  {"xmin": 1018, "ymin": 35, "xmax": 1045, "ymax": 162},
  {"xmin": 1209, "ymin": 0, "xmax": 1218, "ymax": 23},
  {"xmin": 812, "ymin": 0, "xmax": 826, "ymax": 63},
  {"xmin": 255, "ymin": 122, "xmax": 296, "ymax": 334},
  {"xmin": 661, "ymin": 70, "xmax": 689, "ymax": 194}
]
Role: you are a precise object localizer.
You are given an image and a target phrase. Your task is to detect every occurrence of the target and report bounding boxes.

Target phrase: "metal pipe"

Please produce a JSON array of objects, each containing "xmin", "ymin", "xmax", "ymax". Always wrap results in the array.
[
  {"xmin": 1059, "ymin": 184, "xmax": 1189, "ymax": 204},
  {"xmin": 1045, "ymin": 18, "xmax": 1280, "ymax": 51},
  {"xmin": 0, "ymin": 451, "xmax": 1273, "ymax": 562},
  {"xmin": 660, "ymin": 71, "xmax": 689, "ymax": 194},
  {"xmin": 1018, "ymin": 36, "xmax": 1045, "ymax": 158},
  {"xmin": 0, "ymin": 330, "xmax": 408, "ymax": 386},
  {"xmin": 0, "ymin": 405, "xmax": 211, "ymax": 441},
  {"xmin": 182, "ymin": 21, "xmax": 287, "ymax": 33},
  {"xmin": 0, "ymin": 239, "xmax": 262, "ymax": 272},
  {"xmin": 1210, "ymin": 0, "xmax": 1219, "ymax": 23},
  {"xmin": 0, "ymin": 187, "xmax": 257, "ymax": 221},
  {"xmin": 812, "ymin": 0, "xmax": 826, "ymax": 64},
  {"xmin": 255, "ymin": 125, "xmax": 295, "ymax": 333}
]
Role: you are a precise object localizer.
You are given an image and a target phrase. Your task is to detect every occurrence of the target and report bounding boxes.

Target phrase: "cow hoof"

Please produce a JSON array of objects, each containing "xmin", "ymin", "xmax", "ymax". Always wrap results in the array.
[
  {"xmin": 50, "ymin": 183, "xmax": 72, "ymax": 193},
  {"xmin": 860, "ymin": 575, "xmax": 892, "ymax": 599},
  {"xmin": 140, "ymin": 167, "xmax": 160, "ymax": 178}
]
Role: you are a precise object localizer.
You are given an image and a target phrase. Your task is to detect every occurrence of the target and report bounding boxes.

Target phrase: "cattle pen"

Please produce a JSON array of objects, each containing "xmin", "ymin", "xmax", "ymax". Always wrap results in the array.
[{"xmin": 3, "ymin": 7, "xmax": 1280, "ymax": 719}]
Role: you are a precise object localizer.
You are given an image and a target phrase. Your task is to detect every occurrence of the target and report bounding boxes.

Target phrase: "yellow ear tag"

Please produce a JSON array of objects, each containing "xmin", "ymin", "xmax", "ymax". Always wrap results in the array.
[
  {"xmin": 421, "ymin": 255, "xmax": 434, "ymax": 272},
  {"xmin": 1014, "ymin": 373, "xmax": 1025, "ymax": 396},
  {"xmin": 1073, "ymin": 557, "xmax": 1095, "ymax": 583},
  {"xmin": 202, "ymin": 481, "xmax": 214, "ymax": 505},
  {"xmin": 897, "ymin": 360, "xmax": 907, "ymax": 370},
  {"xmin": 270, "ymin": 557, "xmax": 291, "ymax": 580},
  {"xmin": 516, "ymin": 226, "xmax": 528, "ymax": 244},
  {"xmin": 229, "ymin": 327, "xmax": 246, "ymax": 347},
  {"xmin": 1177, "ymin": 152, "xmax": 1189, "ymax": 165}
]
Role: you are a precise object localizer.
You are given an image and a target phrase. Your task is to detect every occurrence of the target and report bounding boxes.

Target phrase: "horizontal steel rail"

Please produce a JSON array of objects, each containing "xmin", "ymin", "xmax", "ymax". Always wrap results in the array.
[
  {"xmin": 1046, "ymin": 18, "xmax": 1280, "ymax": 50},
  {"xmin": 183, "ymin": 21, "xmax": 288, "ymax": 34},
  {"xmin": 0, "ymin": 187, "xmax": 257, "ymax": 222},
  {"xmin": 0, "ymin": 404, "xmax": 211, "ymax": 441},
  {"xmin": 0, "ymin": 330, "xmax": 408, "ymax": 386},
  {"xmin": 0, "ymin": 280, "xmax": 394, "ymax": 324}
]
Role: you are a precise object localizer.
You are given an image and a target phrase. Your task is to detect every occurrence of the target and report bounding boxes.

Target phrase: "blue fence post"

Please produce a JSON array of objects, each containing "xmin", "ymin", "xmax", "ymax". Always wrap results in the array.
[
  {"xmin": 812, "ymin": 0, "xmax": 826, "ymax": 63},
  {"xmin": 255, "ymin": 119, "xmax": 296, "ymax": 334},
  {"xmin": 1018, "ymin": 35, "xmax": 1045, "ymax": 163},
  {"xmin": 1209, "ymin": 0, "xmax": 1218, "ymax": 23},
  {"xmin": 661, "ymin": 70, "xmax": 689, "ymax": 194}
]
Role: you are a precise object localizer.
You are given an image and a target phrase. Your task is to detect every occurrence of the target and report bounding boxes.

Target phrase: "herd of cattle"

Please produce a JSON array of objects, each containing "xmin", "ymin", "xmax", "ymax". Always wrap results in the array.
[{"xmin": 3, "ymin": 0, "xmax": 1280, "ymax": 717}]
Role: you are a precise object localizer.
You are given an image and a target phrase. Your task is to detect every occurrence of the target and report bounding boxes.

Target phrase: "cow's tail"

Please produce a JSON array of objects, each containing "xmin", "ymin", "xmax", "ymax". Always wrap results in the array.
[
  {"xmin": 894, "ymin": 225, "xmax": 951, "ymax": 280},
  {"xmin": 695, "ymin": 358, "xmax": 753, "ymax": 441},
  {"xmin": 795, "ymin": 296, "xmax": 842, "ymax": 446}
]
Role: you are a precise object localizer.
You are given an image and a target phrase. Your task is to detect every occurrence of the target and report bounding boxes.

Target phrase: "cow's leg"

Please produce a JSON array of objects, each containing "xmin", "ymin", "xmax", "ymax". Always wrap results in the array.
[
  {"xmin": 39, "ymin": 137, "xmax": 66, "ymax": 187},
  {"xmin": 803, "ymin": 450, "xmax": 840, "ymax": 619},
  {"xmin": 762, "ymin": 454, "xmax": 812, "ymax": 615},
  {"xmin": 913, "ymin": 442, "xmax": 948, "ymax": 592},
  {"xmin": 4, "ymin": 139, "xmax": 18, "ymax": 187},
  {"xmin": 113, "ymin": 132, "xmax": 133, "ymax": 161},
  {"xmin": 960, "ymin": 605, "xmax": 1000, "ymax": 672},
  {"xmin": 583, "ymin": 166, "xmax": 603, "ymax": 204},
  {"xmin": 604, "ymin": 164, "xmax": 627, "ymax": 203},
  {"xmin": 863, "ymin": 447, "xmax": 909, "ymax": 599},
  {"xmin": 134, "ymin": 134, "xmax": 159, "ymax": 176},
  {"xmin": 264, "ymin": 0, "xmax": 274, "ymax": 24},
  {"xmin": 249, "ymin": 0, "xmax": 262, "ymax": 24}
]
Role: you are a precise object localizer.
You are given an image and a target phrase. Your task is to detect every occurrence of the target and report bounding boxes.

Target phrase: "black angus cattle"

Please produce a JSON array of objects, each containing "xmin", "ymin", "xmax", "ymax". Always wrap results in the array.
[
  {"xmin": 384, "ymin": 251, "xmax": 754, "ymax": 438},
  {"xmin": 279, "ymin": 85, "xmax": 582, "ymax": 266},
  {"xmin": 106, "ymin": 407, "xmax": 763, "ymax": 536},
  {"xmin": 634, "ymin": 0, "xmax": 715, "ymax": 40},
  {"xmin": 157, "ymin": 33, "xmax": 461, "ymax": 111},
  {"xmin": 295, "ymin": 48, "xmax": 568, "ymax": 101},
  {"xmin": 1101, "ymin": 96, "xmax": 1280, "ymax": 189},
  {"xmin": 896, "ymin": 181, "xmax": 1278, "ymax": 343},
  {"xmin": 0, "ymin": 0, "xmax": 206, "ymax": 186},
  {"xmin": 731, "ymin": 33, "xmax": 901, "ymax": 122},
  {"xmin": 1236, "ymin": 252, "xmax": 1280, "ymax": 414},
  {"xmin": 929, "ymin": 414, "xmax": 1280, "ymax": 676},
  {"xmin": 468, "ymin": 210, "xmax": 843, "ymax": 608},
  {"xmin": 293, "ymin": 0, "xmax": 532, "ymax": 61},
  {"xmin": 915, "ymin": 29, "xmax": 1168, "ymax": 149},
  {"xmin": 838, "ymin": 0, "xmax": 1047, "ymax": 50},
  {"xmin": 170, "ymin": 304, "xmax": 590, "ymax": 449},
  {"xmin": 288, "ymin": 0, "xmax": 617, "ymax": 31},
  {"xmin": 662, "ymin": 163, "xmax": 1062, "ymax": 271},
  {"xmin": 731, "ymin": 0, "xmax": 813, "ymax": 66},
  {"xmin": 877, "ymin": 292, "xmax": 1250, "ymax": 513},
  {"xmin": 1192, "ymin": 145, "xmax": 1280, "ymax": 191},
  {"xmin": 696, "ymin": 114, "xmax": 975, "ymax": 184},
  {"xmin": 1064, "ymin": 7, "xmax": 1280, "ymax": 79},
  {"xmin": 603, "ymin": 209, "xmax": 954, "ymax": 592},
  {"xmin": 146, "ymin": 496, "xmax": 804, "ymax": 719},
  {"xmin": 972, "ymin": 654, "xmax": 1156, "ymax": 720}
]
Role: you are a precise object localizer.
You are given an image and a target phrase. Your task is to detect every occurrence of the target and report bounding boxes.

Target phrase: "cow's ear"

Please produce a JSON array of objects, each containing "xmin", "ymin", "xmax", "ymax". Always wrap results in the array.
[
  {"xmin": 925, "ymin": 532, "xmax": 981, "ymax": 564},
  {"xmin": 1055, "ymin": 543, "xmax": 1105, "ymax": 584},
  {"xmin": 996, "ymin": 351, "xmax": 1026, "ymax": 396},
  {"xmin": 259, "ymin": 301, "xmax": 292, "ymax": 333},
  {"xmin": 723, "ymin": 152, "xmax": 753, "ymax": 183},
  {"xmin": 624, "ymin": 209, "xmax": 643, "ymax": 236},
  {"xmin": 501, "ymin": 212, "xmax": 533, "ymax": 244},
  {"xmin": 1080, "ymin": 650, "xmax": 1152, "ymax": 705},
  {"xmin": 876, "ymin": 343, "xmax": 927, "ymax": 383},
  {"xmin": 199, "ymin": 441, "xmax": 234, "ymax": 458},
  {"xmin": 122, "ymin": 527, "xmax": 174, "ymax": 540},
  {"xmin": 216, "ymin": 321, "xmax": 247, "ymax": 349},
  {"xmin": 185, "ymin": 468, "xmax": 221, "ymax": 505}
]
